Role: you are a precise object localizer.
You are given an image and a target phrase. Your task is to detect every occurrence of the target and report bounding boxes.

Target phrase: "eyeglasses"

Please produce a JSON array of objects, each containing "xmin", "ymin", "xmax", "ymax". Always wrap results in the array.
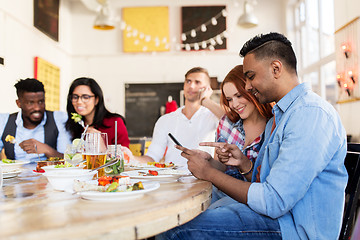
[{"xmin": 71, "ymin": 94, "xmax": 95, "ymax": 103}]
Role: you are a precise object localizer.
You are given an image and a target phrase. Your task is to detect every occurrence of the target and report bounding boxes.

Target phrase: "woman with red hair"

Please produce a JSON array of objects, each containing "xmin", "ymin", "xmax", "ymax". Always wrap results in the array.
[{"xmin": 215, "ymin": 65, "xmax": 273, "ymax": 181}]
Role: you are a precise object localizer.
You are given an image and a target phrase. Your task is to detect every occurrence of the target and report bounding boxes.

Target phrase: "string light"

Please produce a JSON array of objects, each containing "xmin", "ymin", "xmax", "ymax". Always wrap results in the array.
[
  {"xmin": 120, "ymin": 8, "xmax": 228, "ymax": 52},
  {"xmin": 201, "ymin": 24, "xmax": 207, "ymax": 32},
  {"xmin": 341, "ymin": 43, "xmax": 351, "ymax": 58},
  {"xmin": 181, "ymin": 33, "xmax": 187, "ymax": 41},
  {"xmin": 194, "ymin": 43, "xmax": 200, "ymax": 50},
  {"xmin": 181, "ymin": 8, "xmax": 227, "ymax": 42},
  {"xmin": 211, "ymin": 17, "xmax": 218, "ymax": 25},
  {"xmin": 180, "ymin": 30, "xmax": 227, "ymax": 51}
]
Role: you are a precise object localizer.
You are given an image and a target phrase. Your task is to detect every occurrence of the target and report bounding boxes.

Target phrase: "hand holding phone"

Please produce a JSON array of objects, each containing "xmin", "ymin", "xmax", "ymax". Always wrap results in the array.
[{"xmin": 168, "ymin": 133, "xmax": 182, "ymax": 147}]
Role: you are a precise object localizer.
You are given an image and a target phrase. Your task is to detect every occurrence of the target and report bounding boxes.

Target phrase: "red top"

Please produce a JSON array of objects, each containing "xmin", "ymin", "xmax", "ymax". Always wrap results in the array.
[
  {"xmin": 98, "ymin": 116, "xmax": 130, "ymax": 148},
  {"xmin": 165, "ymin": 100, "xmax": 178, "ymax": 114}
]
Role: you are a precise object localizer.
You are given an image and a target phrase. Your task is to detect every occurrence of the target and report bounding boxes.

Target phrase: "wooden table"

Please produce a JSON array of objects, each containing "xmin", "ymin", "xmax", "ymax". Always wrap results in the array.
[{"xmin": 0, "ymin": 165, "xmax": 212, "ymax": 240}]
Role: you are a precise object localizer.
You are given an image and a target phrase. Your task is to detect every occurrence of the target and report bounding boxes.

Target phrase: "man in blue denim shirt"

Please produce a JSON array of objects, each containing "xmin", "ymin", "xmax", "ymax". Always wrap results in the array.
[{"xmin": 158, "ymin": 33, "xmax": 347, "ymax": 240}]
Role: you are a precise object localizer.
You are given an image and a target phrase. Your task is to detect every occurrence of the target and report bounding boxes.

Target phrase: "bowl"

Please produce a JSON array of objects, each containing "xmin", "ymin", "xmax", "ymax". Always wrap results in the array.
[
  {"xmin": 0, "ymin": 160, "xmax": 30, "ymax": 172},
  {"xmin": 42, "ymin": 165, "xmax": 84, "ymax": 172},
  {"xmin": 43, "ymin": 169, "xmax": 96, "ymax": 192}
]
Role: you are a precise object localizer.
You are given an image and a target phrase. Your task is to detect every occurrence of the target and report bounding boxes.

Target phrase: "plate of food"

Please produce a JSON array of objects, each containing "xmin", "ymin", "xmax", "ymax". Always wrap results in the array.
[
  {"xmin": 0, "ymin": 159, "xmax": 30, "ymax": 172},
  {"xmin": 2, "ymin": 169, "xmax": 22, "ymax": 179},
  {"xmin": 75, "ymin": 176, "xmax": 160, "ymax": 201},
  {"xmin": 121, "ymin": 169, "xmax": 191, "ymax": 181},
  {"xmin": 41, "ymin": 162, "xmax": 84, "ymax": 172},
  {"xmin": 35, "ymin": 157, "xmax": 65, "ymax": 172},
  {"xmin": 126, "ymin": 162, "xmax": 180, "ymax": 171}
]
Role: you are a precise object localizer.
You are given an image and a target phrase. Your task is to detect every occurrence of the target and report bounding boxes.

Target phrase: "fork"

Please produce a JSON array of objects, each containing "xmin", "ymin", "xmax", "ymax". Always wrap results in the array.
[{"xmin": 34, "ymin": 144, "xmax": 41, "ymax": 162}]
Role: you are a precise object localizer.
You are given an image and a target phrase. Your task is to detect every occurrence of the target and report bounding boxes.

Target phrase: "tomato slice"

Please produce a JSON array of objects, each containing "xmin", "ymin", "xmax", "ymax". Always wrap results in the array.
[{"xmin": 148, "ymin": 170, "xmax": 158, "ymax": 176}]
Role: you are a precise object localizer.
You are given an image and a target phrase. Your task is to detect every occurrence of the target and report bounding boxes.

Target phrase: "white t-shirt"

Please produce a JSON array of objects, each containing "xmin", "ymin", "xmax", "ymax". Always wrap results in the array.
[{"xmin": 146, "ymin": 106, "xmax": 218, "ymax": 169}]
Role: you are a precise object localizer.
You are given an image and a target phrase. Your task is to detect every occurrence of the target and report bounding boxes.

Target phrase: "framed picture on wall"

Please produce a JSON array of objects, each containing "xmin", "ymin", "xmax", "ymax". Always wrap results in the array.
[
  {"xmin": 34, "ymin": 0, "xmax": 59, "ymax": 41},
  {"xmin": 181, "ymin": 6, "xmax": 227, "ymax": 51}
]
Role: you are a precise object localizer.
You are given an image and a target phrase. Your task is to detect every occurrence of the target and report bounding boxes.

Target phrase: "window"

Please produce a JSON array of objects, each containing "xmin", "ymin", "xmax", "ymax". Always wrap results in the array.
[{"xmin": 292, "ymin": 0, "xmax": 336, "ymax": 104}]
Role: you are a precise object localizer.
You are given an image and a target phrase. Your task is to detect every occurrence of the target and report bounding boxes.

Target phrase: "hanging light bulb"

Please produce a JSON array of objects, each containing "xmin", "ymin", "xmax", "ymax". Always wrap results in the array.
[
  {"xmin": 201, "ymin": 24, "xmax": 207, "ymax": 32},
  {"xmin": 185, "ymin": 44, "xmax": 191, "ymax": 51},
  {"xmin": 181, "ymin": 33, "xmax": 187, "ymax": 41},
  {"xmin": 216, "ymin": 35, "xmax": 223, "ymax": 45},
  {"xmin": 223, "ymin": 30, "xmax": 229, "ymax": 38},
  {"xmin": 120, "ymin": 21, "xmax": 126, "ymax": 30},
  {"xmin": 142, "ymin": 46, "xmax": 148, "ymax": 52},
  {"xmin": 139, "ymin": 33, "xmax": 145, "ymax": 39},
  {"xmin": 145, "ymin": 35, "xmax": 151, "ymax": 42},
  {"xmin": 93, "ymin": 0, "xmax": 115, "ymax": 30},
  {"xmin": 201, "ymin": 41, "xmax": 207, "ymax": 49},
  {"xmin": 194, "ymin": 43, "xmax": 200, "ymax": 51},
  {"xmin": 209, "ymin": 45, "xmax": 215, "ymax": 51},
  {"xmin": 210, "ymin": 38, "xmax": 216, "ymax": 46},
  {"xmin": 190, "ymin": 29, "xmax": 197, "ymax": 38},
  {"xmin": 211, "ymin": 17, "xmax": 218, "ymax": 25},
  {"xmin": 132, "ymin": 29, "xmax": 138, "ymax": 37},
  {"xmin": 222, "ymin": 9, "xmax": 227, "ymax": 17}
]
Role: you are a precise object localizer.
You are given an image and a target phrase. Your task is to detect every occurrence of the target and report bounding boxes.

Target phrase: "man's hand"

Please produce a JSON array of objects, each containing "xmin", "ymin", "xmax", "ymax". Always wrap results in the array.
[
  {"xmin": 19, "ymin": 139, "xmax": 62, "ymax": 158},
  {"xmin": 19, "ymin": 139, "xmax": 46, "ymax": 154},
  {"xmin": 199, "ymin": 86, "xmax": 213, "ymax": 102},
  {"xmin": 175, "ymin": 145, "xmax": 214, "ymax": 181},
  {"xmin": 200, "ymin": 142, "xmax": 246, "ymax": 167}
]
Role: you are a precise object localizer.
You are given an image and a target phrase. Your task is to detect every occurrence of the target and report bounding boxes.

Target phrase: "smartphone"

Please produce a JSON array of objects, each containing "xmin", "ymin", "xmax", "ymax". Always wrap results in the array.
[{"xmin": 168, "ymin": 133, "xmax": 183, "ymax": 147}]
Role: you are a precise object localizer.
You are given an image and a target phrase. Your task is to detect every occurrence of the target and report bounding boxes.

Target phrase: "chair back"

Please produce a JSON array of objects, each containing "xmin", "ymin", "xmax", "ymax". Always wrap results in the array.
[
  {"xmin": 339, "ymin": 145, "xmax": 360, "ymax": 240},
  {"xmin": 348, "ymin": 143, "xmax": 360, "ymax": 153}
]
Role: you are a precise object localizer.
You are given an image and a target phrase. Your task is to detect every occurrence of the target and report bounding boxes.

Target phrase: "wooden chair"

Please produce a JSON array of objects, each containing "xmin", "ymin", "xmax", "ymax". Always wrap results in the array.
[{"xmin": 339, "ymin": 149, "xmax": 360, "ymax": 240}]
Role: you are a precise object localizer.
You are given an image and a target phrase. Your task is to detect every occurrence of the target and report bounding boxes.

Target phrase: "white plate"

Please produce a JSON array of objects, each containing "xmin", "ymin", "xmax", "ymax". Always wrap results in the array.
[
  {"xmin": 0, "ymin": 160, "xmax": 30, "ymax": 172},
  {"xmin": 79, "ymin": 181, "xmax": 160, "ymax": 201},
  {"xmin": 126, "ymin": 163, "xmax": 180, "ymax": 171},
  {"xmin": 121, "ymin": 170, "xmax": 189, "ymax": 181},
  {"xmin": 42, "ymin": 165, "xmax": 84, "ymax": 172},
  {"xmin": 2, "ymin": 169, "xmax": 22, "ymax": 179}
]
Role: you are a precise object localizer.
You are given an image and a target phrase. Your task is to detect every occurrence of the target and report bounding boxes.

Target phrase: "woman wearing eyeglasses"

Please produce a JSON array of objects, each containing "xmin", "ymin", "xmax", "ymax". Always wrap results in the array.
[{"xmin": 65, "ymin": 77, "xmax": 130, "ymax": 147}]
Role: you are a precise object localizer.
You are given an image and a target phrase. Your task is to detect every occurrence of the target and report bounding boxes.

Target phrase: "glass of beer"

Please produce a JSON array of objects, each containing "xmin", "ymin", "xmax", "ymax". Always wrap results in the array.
[{"xmin": 83, "ymin": 133, "xmax": 108, "ymax": 177}]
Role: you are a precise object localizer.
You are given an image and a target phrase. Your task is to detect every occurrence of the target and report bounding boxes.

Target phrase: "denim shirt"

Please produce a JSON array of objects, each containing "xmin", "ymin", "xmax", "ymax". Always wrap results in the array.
[{"xmin": 247, "ymin": 83, "xmax": 347, "ymax": 239}]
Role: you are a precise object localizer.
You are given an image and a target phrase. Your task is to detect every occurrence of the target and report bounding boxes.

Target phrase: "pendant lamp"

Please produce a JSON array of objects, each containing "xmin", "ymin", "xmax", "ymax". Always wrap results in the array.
[
  {"xmin": 238, "ymin": 0, "xmax": 258, "ymax": 28},
  {"xmin": 93, "ymin": 0, "xmax": 115, "ymax": 30}
]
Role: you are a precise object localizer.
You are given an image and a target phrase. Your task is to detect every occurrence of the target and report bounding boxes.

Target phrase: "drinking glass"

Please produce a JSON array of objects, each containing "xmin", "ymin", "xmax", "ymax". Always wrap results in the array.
[
  {"xmin": 64, "ymin": 144, "xmax": 83, "ymax": 166},
  {"xmin": 106, "ymin": 145, "xmax": 124, "ymax": 175},
  {"xmin": 83, "ymin": 133, "xmax": 108, "ymax": 177}
]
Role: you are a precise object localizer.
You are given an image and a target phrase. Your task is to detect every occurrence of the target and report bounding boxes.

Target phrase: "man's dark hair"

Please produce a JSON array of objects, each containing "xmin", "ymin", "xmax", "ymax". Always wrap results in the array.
[
  {"xmin": 14, "ymin": 78, "xmax": 45, "ymax": 98},
  {"xmin": 239, "ymin": 32, "xmax": 297, "ymax": 74}
]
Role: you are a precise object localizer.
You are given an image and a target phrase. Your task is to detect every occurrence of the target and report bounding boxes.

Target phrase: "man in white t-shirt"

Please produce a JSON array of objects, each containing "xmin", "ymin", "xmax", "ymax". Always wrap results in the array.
[{"xmin": 123, "ymin": 67, "xmax": 222, "ymax": 168}]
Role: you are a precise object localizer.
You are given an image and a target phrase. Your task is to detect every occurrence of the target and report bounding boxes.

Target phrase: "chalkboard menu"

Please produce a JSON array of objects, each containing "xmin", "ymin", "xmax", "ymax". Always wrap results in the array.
[{"xmin": 125, "ymin": 83, "xmax": 184, "ymax": 138}]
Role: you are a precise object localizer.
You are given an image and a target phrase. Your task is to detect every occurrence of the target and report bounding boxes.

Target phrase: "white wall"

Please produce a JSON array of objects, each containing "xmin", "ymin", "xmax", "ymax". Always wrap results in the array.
[
  {"xmin": 68, "ymin": 0, "xmax": 286, "ymax": 115},
  {"xmin": 0, "ymin": 0, "xmax": 285, "ymax": 117},
  {"xmin": 0, "ymin": 0, "xmax": 73, "ymax": 112},
  {"xmin": 334, "ymin": 0, "xmax": 360, "ymax": 141}
]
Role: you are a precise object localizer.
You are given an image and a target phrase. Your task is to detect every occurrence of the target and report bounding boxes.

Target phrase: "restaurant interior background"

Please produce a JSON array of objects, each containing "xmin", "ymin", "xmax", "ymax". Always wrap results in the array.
[{"xmin": 0, "ymin": 0, "xmax": 359, "ymax": 141}]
